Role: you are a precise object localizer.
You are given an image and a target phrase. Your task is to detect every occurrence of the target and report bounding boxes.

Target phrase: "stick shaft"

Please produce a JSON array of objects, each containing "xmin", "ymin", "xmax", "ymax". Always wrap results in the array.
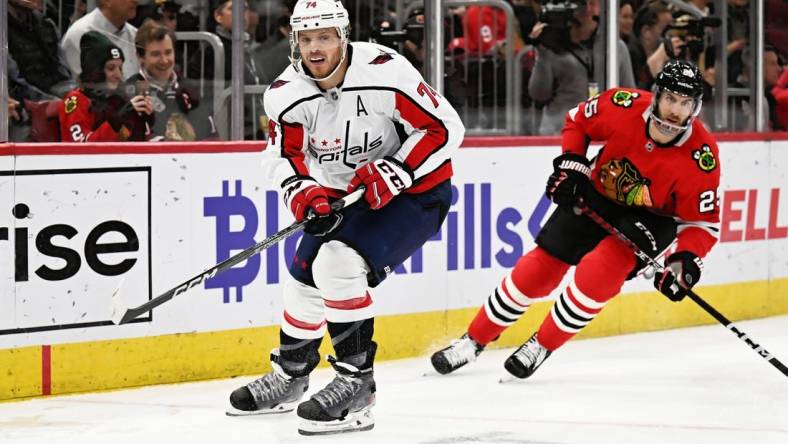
[
  {"xmin": 577, "ymin": 200, "xmax": 788, "ymax": 377},
  {"xmin": 117, "ymin": 188, "xmax": 364, "ymax": 324}
]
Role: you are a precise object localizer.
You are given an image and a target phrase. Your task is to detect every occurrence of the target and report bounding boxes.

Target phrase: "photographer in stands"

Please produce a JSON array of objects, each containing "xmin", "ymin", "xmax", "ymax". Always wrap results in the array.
[
  {"xmin": 529, "ymin": 0, "xmax": 634, "ymax": 135},
  {"xmin": 646, "ymin": 12, "xmax": 720, "ymax": 87}
]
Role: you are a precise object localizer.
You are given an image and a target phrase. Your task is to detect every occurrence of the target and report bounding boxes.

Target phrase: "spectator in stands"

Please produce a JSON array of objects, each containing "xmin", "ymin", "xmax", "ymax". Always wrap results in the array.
[
  {"xmin": 60, "ymin": 31, "xmax": 153, "ymax": 142},
  {"xmin": 460, "ymin": 2, "xmax": 525, "ymax": 56},
  {"xmin": 132, "ymin": 0, "xmax": 180, "ymax": 33},
  {"xmin": 619, "ymin": 0, "xmax": 636, "ymax": 44},
  {"xmin": 772, "ymin": 58, "xmax": 788, "ymax": 131},
  {"xmin": 528, "ymin": 0, "xmax": 635, "ymax": 135},
  {"xmin": 186, "ymin": 0, "xmax": 263, "ymax": 139},
  {"xmin": 8, "ymin": 98, "xmax": 22, "ymax": 122},
  {"xmin": 186, "ymin": 0, "xmax": 260, "ymax": 85},
  {"xmin": 254, "ymin": 14, "xmax": 292, "ymax": 85},
  {"xmin": 128, "ymin": 20, "xmax": 218, "ymax": 140},
  {"xmin": 8, "ymin": 0, "xmax": 76, "ymax": 99},
  {"xmin": 685, "ymin": 0, "xmax": 711, "ymax": 16},
  {"xmin": 766, "ymin": 0, "xmax": 788, "ymax": 58},
  {"xmin": 724, "ymin": 46, "xmax": 783, "ymax": 131},
  {"xmin": 628, "ymin": 1, "xmax": 673, "ymax": 89},
  {"xmin": 61, "ymin": 0, "xmax": 140, "ymax": 80},
  {"xmin": 726, "ymin": 0, "xmax": 749, "ymax": 85}
]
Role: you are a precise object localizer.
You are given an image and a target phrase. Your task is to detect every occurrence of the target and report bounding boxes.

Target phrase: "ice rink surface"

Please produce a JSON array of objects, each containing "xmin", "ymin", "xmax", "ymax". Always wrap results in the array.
[{"xmin": 2, "ymin": 315, "xmax": 787, "ymax": 444}]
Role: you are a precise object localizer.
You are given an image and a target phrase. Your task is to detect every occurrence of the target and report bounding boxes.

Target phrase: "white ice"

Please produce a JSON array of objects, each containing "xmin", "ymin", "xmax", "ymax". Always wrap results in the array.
[{"xmin": 2, "ymin": 315, "xmax": 787, "ymax": 444}]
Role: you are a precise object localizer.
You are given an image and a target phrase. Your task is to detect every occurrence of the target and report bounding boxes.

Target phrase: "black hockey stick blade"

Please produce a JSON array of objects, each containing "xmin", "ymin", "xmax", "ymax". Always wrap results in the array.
[
  {"xmin": 110, "ymin": 188, "xmax": 365, "ymax": 325},
  {"xmin": 576, "ymin": 198, "xmax": 788, "ymax": 378}
]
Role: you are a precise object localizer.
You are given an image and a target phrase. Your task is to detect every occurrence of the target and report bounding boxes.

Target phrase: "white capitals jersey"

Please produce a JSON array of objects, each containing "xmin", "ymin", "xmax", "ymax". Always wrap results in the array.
[{"xmin": 261, "ymin": 42, "xmax": 465, "ymax": 195}]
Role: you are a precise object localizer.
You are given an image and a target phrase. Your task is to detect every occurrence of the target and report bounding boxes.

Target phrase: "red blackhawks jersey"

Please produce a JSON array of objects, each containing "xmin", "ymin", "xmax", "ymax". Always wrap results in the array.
[
  {"xmin": 59, "ymin": 89, "xmax": 146, "ymax": 142},
  {"xmin": 563, "ymin": 88, "xmax": 721, "ymax": 259},
  {"xmin": 261, "ymin": 42, "xmax": 465, "ymax": 195}
]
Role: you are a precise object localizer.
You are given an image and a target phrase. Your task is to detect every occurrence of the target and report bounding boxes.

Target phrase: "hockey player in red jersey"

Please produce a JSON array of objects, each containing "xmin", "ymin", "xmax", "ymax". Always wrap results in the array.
[
  {"xmin": 431, "ymin": 59, "xmax": 720, "ymax": 380},
  {"xmin": 59, "ymin": 31, "xmax": 153, "ymax": 142},
  {"xmin": 225, "ymin": 0, "xmax": 464, "ymax": 435}
]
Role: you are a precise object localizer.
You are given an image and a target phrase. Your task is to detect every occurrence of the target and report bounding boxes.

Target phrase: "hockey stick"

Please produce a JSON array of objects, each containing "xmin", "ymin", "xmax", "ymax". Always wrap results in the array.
[
  {"xmin": 110, "ymin": 188, "xmax": 365, "ymax": 325},
  {"xmin": 575, "ymin": 198, "xmax": 788, "ymax": 378}
]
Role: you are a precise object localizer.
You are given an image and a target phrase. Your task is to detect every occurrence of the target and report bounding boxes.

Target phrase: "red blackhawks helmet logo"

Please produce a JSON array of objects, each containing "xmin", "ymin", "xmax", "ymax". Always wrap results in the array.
[{"xmin": 598, "ymin": 157, "xmax": 653, "ymax": 207}]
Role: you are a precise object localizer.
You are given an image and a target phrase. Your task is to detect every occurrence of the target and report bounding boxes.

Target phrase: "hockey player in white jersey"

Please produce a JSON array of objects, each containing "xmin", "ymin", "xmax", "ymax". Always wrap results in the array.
[{"xmin": 226, "ymin": 0, "xmax": 465, "ymax": 436}]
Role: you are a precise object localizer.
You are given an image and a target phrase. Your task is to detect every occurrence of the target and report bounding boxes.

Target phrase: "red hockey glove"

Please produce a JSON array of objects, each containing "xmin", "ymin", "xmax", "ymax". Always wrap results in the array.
[
  {"xmin": 546, "ymin": 153, "xmax": 591, "ymax": 208},
  {"xmin": 347, "ymin": 157, "xmax": 414, "ymax": 210},
  {"xmin": 281, "ymin": 176, "xmax": 328, "ymax": 216},
  {"xmin": 282, "ymin": 176, "xmax": 342, "ymax": 236},
  {"xmin": 653, "ymin": 251, "xmax": 703, "ymax": 302}
]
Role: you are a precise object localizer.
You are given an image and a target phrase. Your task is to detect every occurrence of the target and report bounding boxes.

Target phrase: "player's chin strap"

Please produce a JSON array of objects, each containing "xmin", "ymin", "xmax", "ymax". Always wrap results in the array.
[
  {"xmin": 649, "ymin": 90, "xmax": 702, "ymax": 137},
  {"xmin": 573, "ymin": 197, "xmax": 788, "ymax": 378}
]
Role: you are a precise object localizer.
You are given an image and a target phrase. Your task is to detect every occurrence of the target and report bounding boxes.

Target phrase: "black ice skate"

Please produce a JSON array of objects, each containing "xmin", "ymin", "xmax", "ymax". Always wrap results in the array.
[
  {"xmin": 226, "ymin": 349, "xmax": 309, "ymax": 416},
  {"xmin": 430, "ymin": 333, "xmax": 485, "ymax": 375},
  {"xmin": 504, "ymin": 333, "xmax": 552, "ymax": 379},
  {"xmin": 296, "ymin": 356, "xmax": 376, "ymax": 435}
]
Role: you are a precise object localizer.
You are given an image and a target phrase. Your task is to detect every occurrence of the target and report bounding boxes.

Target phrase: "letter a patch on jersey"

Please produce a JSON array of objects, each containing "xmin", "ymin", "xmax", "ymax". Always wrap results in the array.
[{"xmin": 270, "ymin": 79, "xmax": 289, "ymax": 89}]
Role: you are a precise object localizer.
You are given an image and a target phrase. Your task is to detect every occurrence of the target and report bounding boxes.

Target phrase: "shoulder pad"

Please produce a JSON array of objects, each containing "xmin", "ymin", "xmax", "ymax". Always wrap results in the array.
[{"xmin": 263, "ymin": 67, "xmax": 318, "ymax": 121}]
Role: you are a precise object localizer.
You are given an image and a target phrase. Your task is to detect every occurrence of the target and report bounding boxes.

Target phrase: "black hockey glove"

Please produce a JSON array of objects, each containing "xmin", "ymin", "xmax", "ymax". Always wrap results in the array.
[
  {"xmin": 653, "ymin": 251, "xmax": 703, "ymax": 302},
  {"xmin": 546, "ymin": 153, "xmax": 591, "ymax": 208},
  {"xmin": 304, "ymin": 209, "xmax": 342, "ymax": 237}
]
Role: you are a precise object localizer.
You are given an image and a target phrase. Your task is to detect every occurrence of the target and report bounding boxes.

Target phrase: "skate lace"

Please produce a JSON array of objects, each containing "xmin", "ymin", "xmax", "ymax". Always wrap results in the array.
[
  {"xmin": 247, "ymin": 370, "xmax": 291, "ymax": 403},
  {"xmin": 442, "ymin": 336, "xmax": 479, "ymax": 367},
  {"xmin": 312, "ymin": 373, "xmax": 360, "ymax": 409},
  {"xmin": 513, "ymin": 337, "xmax": 548, "ymax": 367}
]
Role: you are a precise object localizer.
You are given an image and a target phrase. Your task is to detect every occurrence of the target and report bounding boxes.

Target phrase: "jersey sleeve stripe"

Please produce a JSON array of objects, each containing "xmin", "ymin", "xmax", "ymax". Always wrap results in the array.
[
  {"xmin": 280, "ymin": 121, "xmax": 310, "ymax": 177},
  {"xmin": 394, "ymin": 91, "xmax": 449, "ymax": 170}
]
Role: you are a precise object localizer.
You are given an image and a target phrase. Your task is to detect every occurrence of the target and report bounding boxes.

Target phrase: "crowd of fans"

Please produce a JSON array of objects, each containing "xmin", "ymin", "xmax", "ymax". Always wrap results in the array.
[{"xmin": 4, "ymin": 0, "xmax": 788, "ymax": 142}]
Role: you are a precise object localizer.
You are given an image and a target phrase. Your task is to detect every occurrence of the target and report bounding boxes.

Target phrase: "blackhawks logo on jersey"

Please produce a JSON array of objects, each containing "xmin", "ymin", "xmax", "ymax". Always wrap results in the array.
[
  {"xmin": 64, "ymin": 96, "xmax": 78, "ymax": 114},
  {"xmin": 598, "ymin": 157, "xmax": 653, "ymax": 207},
  {"xmin": 692, "ymin": 145, "xmax": 716, "ymax": 172},
  {"xmin": 611, "ymin": 90, "xmax": 640, "ymax": 108}
]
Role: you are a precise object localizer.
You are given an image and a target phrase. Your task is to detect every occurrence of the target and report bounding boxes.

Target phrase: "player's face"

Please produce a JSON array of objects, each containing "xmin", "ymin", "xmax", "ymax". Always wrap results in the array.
[
  {"xmin": 104, "ymin": 59, "xmax": 124, "ymax": 90},
  {"xmin": 657, "ymin": 90, "xmax": 695, "ymax": 126},
  {"xmin": 141, "ymin": 35, "xmax": 175, "ymax": 82},
  {"xmin": 297, "ymin": 28, "xmax": 343, "ymax": 78}
]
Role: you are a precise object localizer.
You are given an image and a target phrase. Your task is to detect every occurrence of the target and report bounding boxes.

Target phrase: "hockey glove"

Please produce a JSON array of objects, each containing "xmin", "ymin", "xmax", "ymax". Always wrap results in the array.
[
  {"xmin": 653, "ymin": 251, "xmax": 703, "ymax": 302},
  {"xmin": 347, "ymin": 157, "xmax": 414, "ymax": 210},
  {"xmin": 282, "ymin": 176, "xmax": 340, "ymax": 236},
  {"xmin": 546, "ymin": 153, "xmax": 591, "ymax": 208}
]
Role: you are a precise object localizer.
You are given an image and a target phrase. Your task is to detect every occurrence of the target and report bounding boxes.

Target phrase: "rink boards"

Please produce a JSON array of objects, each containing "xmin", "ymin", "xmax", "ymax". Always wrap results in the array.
[{"xmin": 1, "ymin": 135, "xmax": 788, "ymax": 400}]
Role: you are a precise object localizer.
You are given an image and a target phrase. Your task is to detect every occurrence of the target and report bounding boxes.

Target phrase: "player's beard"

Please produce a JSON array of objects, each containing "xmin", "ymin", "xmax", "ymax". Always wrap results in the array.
[
  {"xmin": 652, "ymin": 107, "xmax": 691, "ymax": 137},
  {"xmin": 305, "ymin": 47, "xmax": 342, "ymax": 80}
]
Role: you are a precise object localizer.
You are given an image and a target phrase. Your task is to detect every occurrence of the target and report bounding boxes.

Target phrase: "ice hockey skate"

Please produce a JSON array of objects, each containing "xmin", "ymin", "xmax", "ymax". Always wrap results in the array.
[
  {"xmin": 296, "ymin": 355, "xmax": 376, "ymax": 435},
  {"xmin": 503, "ymin": 333, "xmax": 552, "ymax": 379},
  {"xmin": 226, "ymin": 349, "xmax": 309, "ymax": 416},
  {"xmin": 430, "ymin": 333, "xmax": 485, "ymax": 375}
]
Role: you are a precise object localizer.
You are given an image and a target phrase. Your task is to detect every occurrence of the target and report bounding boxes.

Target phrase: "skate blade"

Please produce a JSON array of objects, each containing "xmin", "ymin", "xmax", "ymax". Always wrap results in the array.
[
  {"xmin": 498, "ymin": 373, "xmax": 523, "ymax": 384},
  {"xmin": 225, "ymin": 401, "xmax": 298, "ymax": 416},
  {"xmin": 298, "ymin": 409, "xmax": 374, "ymax": 436}
]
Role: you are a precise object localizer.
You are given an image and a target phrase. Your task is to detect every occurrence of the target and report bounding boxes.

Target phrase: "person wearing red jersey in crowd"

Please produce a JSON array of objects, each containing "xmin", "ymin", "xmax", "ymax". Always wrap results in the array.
[
  {"xmin": 59, "ymin": 30, "xmax": 154, "ymax": 142},
  {"xmin": 431, "ymin": 60, "xmax": 721, "ymax": 380},
  {"xmin": 460, "ymin": 3, "xmax": 525, "ymax": 56}
]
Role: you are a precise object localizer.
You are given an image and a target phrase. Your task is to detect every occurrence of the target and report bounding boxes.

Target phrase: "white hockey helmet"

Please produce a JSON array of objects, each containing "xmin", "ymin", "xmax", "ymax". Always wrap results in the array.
[{"xmin": 289, "ymin": 0, "xmax": 350, "ymax": 80}]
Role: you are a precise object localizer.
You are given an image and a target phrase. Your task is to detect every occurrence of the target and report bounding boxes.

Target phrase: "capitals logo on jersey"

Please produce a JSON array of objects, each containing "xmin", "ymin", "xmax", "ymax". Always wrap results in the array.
[
  {"xmin": 598, "ymin": 157, "xmax": 653, "ymax": 207},
  {"xmin": 369, "ymin": 51, "xmax": 395, "ymax": 65}
]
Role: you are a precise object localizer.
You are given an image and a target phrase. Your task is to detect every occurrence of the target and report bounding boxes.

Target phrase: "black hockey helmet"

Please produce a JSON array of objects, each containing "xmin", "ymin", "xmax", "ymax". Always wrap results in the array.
[
  {"xmin": 654, "ymin": 59, "xmax": 704, "ymax": 100},
  {"xmin": 650, "ymin": 60, "xmax": 704, "ymax": 136}
]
